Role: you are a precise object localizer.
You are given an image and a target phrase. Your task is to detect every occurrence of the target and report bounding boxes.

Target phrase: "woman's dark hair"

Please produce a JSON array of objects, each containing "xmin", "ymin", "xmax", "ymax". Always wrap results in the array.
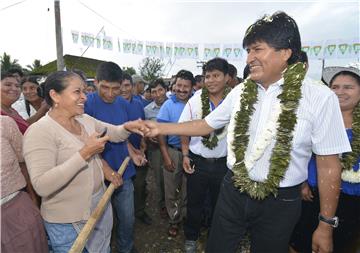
[
  {"xmin": 44, "ymin": 71, "xmax": 80, "ymax": 106},
  {"xmin": 175, "ymin": 69, "xmax": 195, "ymax": 86},
  {"xmin": 202, "ymin": 58, "xmax": 230, "ymax": 76},
  {"xmin": 243, "ymin": 11, "xmax": 301, "ymax": 65},
  {"xmin": 21, "ymin": 76, "xmax": 41, "ymax": 117},
  {"xmin": 330, "ymin": 71, "xmax": 360, "ymax": 87}
]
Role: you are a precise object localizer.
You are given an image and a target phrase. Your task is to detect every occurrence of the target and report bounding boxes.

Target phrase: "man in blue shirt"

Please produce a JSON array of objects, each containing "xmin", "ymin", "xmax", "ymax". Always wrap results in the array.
[
  {"xmin": 157, "ymin": 69, "xmax": 195, "ymax": 237},
  {"xmin": 85, "ymin": 62, "xmax": 137, "ymax": 253},
  {"xmin": 120, "ymin": 73, "xmax": 151, "ymax": 226}
]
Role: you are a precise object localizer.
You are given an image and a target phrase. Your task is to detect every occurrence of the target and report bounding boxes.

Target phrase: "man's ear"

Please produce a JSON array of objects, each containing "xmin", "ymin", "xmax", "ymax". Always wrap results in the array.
[{"xmin": 282, "ymin": 48, "xmax": 292, "ymax": 62}]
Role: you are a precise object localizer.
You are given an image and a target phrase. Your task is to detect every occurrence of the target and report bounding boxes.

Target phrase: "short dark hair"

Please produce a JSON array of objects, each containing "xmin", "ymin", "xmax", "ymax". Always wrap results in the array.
[
  {"xmin": 95, "ymin": 62, "xmax": 123, "ymax": 82},
  {"xmin": 44, "ymin": 71, "xmax": 79, "ymax": 106},
  {"xmin": 7, "ymin": 67, "xmax": 24, "ymax": 78},
  {"xmin": 150, "ymin": 78, "xmax": 167, "ymax": 90},
  {"xmin": 228, "ymin": 64, "xmax": 237, "ymax": 78},
  {"xmin": 330, "ymin": 71, "xmax": 360, "ymax": 87},
  {"xmin": 243, "ymin": 11, "xmax": 301, "ymax": 65},
  {"xmin": 202, "ymin": 58, "xmax": 229, "ymax": 75},
  {"xmin": 195, "ymin": 75, "xmax": 203, "ymax": 83},
  {"xmin": 175, "ymin": 70, "xmax": 195, "ymax": 86},
  {"xmin": 122, "ymin": 73, "xmax": 133, "ymax": 85}
]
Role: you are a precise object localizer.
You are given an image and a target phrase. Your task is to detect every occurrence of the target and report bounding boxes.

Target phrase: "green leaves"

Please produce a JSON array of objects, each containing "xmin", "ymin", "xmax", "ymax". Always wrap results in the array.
[
  {"xmin": 201, "ymin": 87, "xmax": 231, "ymax": 149},
  {"xmin": 232, "ymin": 62, "xmax": 306, "ymax": 200}
]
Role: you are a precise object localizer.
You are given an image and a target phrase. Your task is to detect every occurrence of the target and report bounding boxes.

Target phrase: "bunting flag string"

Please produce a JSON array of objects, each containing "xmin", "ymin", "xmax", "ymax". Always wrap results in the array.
[{"xmin": 69, "ymin": 30, "xmax": 359, "ymax": 61}]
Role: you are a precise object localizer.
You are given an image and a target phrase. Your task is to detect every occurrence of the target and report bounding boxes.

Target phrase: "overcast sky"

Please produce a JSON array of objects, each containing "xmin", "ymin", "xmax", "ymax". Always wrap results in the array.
[{"xmin": 0, "ymin": 0, "xmax": 359, "ymax": 79}]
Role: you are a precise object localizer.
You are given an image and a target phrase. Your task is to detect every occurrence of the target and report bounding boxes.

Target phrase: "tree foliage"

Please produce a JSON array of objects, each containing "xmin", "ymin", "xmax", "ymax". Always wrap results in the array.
[
  {"xmin": 138, "ymin": 57, "xmax": 164, "ymax": 82},
  {"xmin": 0, "ymin": 52, "xmax": 22, "ymax": 72},
  {"xmin": 26, "ymin": 59, "xmax": 42, "ymax": 72},
  {"xmin": 123, "ymin": 66, "xmax": 136, "ymax": 76}
]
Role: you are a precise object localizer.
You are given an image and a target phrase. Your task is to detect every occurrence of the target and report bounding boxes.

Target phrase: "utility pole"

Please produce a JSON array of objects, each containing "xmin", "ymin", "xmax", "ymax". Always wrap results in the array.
[{"xmin": 54, "ymin": 0, "xmax": 65, "ymax": 70}]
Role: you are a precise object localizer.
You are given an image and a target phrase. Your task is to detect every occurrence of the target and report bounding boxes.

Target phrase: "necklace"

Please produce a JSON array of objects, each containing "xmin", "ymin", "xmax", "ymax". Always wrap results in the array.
[
  {"xmin": 341, "ymin": 104, "xmax": 360, "ymax": 183},
  {"xmin": 200, "ymin": 86, "xmax": 231, "ymax": 149},
  {"xmin": 230, "ymin": 62, "xmax": 305, "ymax": 199}
]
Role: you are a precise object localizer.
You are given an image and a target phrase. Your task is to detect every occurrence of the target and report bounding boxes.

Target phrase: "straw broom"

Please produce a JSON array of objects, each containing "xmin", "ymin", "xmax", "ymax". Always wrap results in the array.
[{"xmin": 68, "ymin": 157, "xmax": 130, "ymax": 253}]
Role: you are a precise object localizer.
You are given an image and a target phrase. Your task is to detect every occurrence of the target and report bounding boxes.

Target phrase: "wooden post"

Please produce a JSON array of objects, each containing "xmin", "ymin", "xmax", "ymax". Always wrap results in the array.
[{"xmin": 68, "ymin": 157, "xmax": 130, "ymax": 253}]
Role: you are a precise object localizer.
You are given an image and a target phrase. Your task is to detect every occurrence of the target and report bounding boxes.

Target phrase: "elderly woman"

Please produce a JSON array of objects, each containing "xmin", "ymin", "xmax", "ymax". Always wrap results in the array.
[
  {"xmin": 23, "ymin": 71, "xmax": 145, "ymax": 253},
  {"xmin": 290, "ymin": 65, "xmax": 360, "ymax": 253},
  {"xmin": 1, "ymin": 72, "xmax": 29, "ymax": 134},
  {"xmin": 12, "ymin": 76, "xmax": 49, "ymax": 124}
]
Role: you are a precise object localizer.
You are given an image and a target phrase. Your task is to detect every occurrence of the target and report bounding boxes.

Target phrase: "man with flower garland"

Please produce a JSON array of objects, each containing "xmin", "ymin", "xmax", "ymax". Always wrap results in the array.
[
  {"xmin": 179, "ymin": 58, "xmax": 231, "ymax": 252},
  {"xmin": 143, "ymin": 11, "xmax": 351, "ymax": 253}
]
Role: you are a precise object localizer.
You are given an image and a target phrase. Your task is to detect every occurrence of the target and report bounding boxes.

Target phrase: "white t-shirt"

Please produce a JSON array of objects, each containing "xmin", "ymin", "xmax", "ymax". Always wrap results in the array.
[
  {"xmin": 178, "ymin": 89, "xmax": 227, "ymax": 158},
  {"xmin": 12, "ymin": 99, "xmax": 36, "ymax": 120}
]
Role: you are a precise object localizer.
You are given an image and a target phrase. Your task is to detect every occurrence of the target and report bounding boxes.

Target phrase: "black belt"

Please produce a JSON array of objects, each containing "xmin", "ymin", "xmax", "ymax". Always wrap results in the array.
[
  {"xmin": 168, "ymin": 144, "xmax": 182, "ymax": 152},
  {"xmin": 190, "ymin": 151, "xmax": 227, "ymax": 164}
]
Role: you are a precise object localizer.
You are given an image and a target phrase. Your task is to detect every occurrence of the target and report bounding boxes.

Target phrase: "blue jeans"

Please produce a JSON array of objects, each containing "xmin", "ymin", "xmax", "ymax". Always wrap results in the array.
[
  {"xmin": 44, "ymin": 188, "xmax": 112, "ymax": 253},
  {"xmin": 44, "ymin": 222, "xmax": 89, "ymax": 253},
  {"xmin": 111, "ymin": 179, "xmax": 135, "ymax": 253}
]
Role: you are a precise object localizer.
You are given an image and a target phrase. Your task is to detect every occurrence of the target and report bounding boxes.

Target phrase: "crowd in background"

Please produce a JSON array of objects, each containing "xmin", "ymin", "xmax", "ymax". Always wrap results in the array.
[{"xmin": 1, "ymin": 11, "xmax": 360, "ymax": 253}]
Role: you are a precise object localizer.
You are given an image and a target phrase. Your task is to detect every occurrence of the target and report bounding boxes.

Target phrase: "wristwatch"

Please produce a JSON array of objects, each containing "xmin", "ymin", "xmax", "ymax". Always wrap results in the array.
[{"xmin": 318, "ymin": 214, "xmax": 339, "ymax": 228}]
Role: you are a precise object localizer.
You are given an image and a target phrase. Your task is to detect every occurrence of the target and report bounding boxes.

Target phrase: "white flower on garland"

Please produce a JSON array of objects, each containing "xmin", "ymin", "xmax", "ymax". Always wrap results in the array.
[
  {"xmin": 341, "ymin": 168, "xmax": 360, "ymax": 183},
  {"xmin": 244, "ymin": 101, "xmax": 281, "ymax": 170}
]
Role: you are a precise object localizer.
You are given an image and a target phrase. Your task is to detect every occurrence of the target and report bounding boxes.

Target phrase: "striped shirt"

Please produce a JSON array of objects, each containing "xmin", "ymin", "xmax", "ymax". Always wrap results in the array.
[{"xmin": 205, "ymin": 77, "xmax": 351, "ymax": 187}]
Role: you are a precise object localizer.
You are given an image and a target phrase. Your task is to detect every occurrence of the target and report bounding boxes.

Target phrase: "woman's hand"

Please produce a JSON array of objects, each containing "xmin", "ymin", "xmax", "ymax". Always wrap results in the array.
[
  {"xmin": 102, "ymin": 164, "xmax": 123, "ymax": 188},
  {"xmin": 79, "ymin": 132, "xmax": 110, "ymax": 160}
]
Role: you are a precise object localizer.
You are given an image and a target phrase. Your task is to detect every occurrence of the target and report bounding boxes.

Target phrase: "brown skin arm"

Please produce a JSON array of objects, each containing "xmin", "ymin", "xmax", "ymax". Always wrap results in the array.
[
  {"xmin": 181, "ymin": 136, "xmax": 194, "ymax": 174},
  {"xmin": 20, "ymin": 162, "xmax": 40, "ymax": 207},
  {"xmin": 144, "ymin": 119, "xmax": 215, "ymax": 138},
  {"xmin": 25, "ymin": 100, "xmax": 49, "ymax": 125},
  {"xmin": 158, "ymin": 135, "xmax": 175, "ymax": 172},
  {"xmin": 312, "ymin": 154, "xmax": 342, "ymax": 253}
]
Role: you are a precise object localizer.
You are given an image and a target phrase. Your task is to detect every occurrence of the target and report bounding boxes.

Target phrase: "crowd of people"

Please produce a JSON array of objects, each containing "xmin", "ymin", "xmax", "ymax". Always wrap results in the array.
[{"xmin": 1, "ymin": 10, "xmax": 359, "ymax": 253}]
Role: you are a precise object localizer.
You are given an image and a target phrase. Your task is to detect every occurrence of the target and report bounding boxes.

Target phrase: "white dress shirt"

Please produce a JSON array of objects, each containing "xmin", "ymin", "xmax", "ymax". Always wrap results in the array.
[
  {"xmin": 179, "ymin": 89, "xmax": 227, "ymax": 158},
  {"xmin": 205, "ymin": 77, "xmax": 351, "ymax": 187}
]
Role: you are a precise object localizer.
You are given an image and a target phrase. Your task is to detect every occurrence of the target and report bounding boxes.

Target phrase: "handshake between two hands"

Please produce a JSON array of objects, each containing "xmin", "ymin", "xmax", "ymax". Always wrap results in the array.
[{"xmin": 123, "ymin": 119, "xmax": 160, "ymax": 137}]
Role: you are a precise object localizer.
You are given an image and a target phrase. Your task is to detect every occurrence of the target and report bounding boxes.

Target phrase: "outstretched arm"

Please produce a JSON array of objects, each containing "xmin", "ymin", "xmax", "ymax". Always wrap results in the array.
[{"xmin": 144, "ymin": 119, "xmax": 214, "ymax": 138}]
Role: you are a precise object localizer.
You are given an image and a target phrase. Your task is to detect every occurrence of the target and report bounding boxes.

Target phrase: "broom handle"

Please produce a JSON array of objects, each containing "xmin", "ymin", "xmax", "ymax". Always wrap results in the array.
[{"xmin": 68, "ymin": 157, "xmax": 130, "ymax": 253}]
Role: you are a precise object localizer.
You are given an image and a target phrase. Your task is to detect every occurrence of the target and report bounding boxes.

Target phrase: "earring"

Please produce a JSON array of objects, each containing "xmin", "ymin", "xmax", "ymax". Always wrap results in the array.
[{"xmin": 54, "ymin": 103, "xmax": 59, "ymax": 108}]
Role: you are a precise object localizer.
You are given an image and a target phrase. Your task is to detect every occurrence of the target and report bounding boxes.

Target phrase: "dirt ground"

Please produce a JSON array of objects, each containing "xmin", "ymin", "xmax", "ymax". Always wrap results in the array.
[{"xmin": 132, "ymin": 168, "xmax": 250, "ymax": 253}]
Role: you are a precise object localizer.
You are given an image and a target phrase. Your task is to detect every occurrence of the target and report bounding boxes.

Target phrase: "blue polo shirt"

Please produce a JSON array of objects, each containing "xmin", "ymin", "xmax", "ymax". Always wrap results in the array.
[
  {"xmin": 84, "ymin": 92, "xmax": 135, "ymax": 180},
  {"xmin": 127, "ymin": 97, "xmax": 145, "ymax": 149},
  {"xmin": 308, "ymin": 129, "xmax": 360, "ymax": 196},
  {"xmin": 133, "ymin": 95, "xmax": 152, "ymax": 108},
  {"xmin": 156, "ymin": 94, "xmax": 186, "ymax": 148}
]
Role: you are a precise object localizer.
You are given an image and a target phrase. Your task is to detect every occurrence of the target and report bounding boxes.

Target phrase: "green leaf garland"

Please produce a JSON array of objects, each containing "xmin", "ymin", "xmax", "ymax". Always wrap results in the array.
[
  {"xmin": 232, "ymin": 62, "xmax": 306, "ymax": 200},
  {"xmin": 341, "ymin": 103, "xmax": 360, "ymax": 171},
  {"xmin": 201, "ymin": 86, "xmax": 231, "ymax": 149}
]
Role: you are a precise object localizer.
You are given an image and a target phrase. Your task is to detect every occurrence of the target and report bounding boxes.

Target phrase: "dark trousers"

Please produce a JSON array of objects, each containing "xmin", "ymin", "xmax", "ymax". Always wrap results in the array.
[
  {"xmin": 133, "ymin": 165, "xmax": 148, "ymax": 217},
  {"xmin": 184, "ymin": 152, "xmax": 228, "ymax": 241},
  {"xmin": 206, "ymin": 170, "xmax": 302, "ymax": 253},
  {"xmin": 291, "ymin": 187, "xmax": 360, "ymax": 253}
]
